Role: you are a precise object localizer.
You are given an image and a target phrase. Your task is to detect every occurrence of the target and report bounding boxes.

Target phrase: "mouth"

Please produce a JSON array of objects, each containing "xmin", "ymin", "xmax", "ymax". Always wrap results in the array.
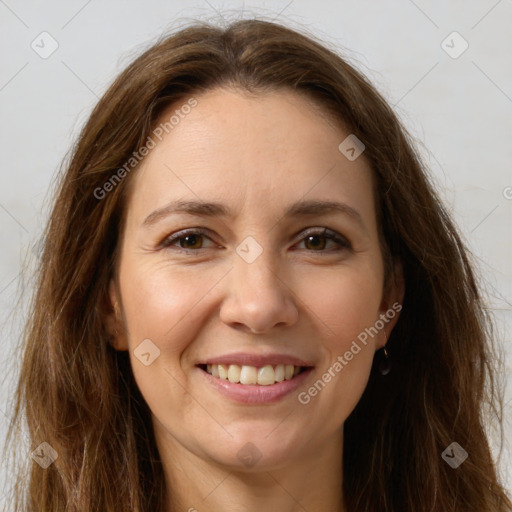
[{"xmin": 197, "ymin": 363, "xmax": 309, "ymax": 386}]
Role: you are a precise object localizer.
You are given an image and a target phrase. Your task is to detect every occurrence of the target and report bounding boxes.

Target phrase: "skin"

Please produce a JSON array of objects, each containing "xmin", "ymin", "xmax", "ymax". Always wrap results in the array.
[{"xmin": 106, "ymin": 87, "xmax": 404, "ymax": 512}]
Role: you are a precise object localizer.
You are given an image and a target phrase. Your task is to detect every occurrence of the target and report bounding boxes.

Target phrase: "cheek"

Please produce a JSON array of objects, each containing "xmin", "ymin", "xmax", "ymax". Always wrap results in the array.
[
  {"xmin": 119, "ymin": 258, "xmax": 227, "ymax": 354},
  {"xmin": 298, "ymin": 260, "xmax": 384, "ymax": 346},
  {"xmin": 119, "ymin": 249, "xmax": 384, "ymax": 361},
  {"xmin": 293, "ymin": 261, "xmax": 383, "ymax": 419},
  {"xmin": 118, "ymin": 260, "xmax": 218, "ymax": 416}
]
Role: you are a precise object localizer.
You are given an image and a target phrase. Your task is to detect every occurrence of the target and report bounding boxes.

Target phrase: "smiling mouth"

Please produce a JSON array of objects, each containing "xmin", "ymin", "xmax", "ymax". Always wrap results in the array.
[{"xmin": 197, "ymin": 363, "xmax": 309, "ymax": 386}]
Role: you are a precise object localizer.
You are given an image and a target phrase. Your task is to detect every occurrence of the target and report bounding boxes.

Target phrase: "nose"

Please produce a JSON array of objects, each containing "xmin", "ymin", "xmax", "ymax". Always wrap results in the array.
[{"xmin": 219, "ymin": 244, "xmax": 299, "ymax": 334}]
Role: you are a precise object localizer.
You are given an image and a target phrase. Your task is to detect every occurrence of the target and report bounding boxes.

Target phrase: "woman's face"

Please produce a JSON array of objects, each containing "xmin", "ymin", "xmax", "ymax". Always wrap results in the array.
[{"xmin": 108, "ymin": 87, "xmax": 402, "ymax": 471}]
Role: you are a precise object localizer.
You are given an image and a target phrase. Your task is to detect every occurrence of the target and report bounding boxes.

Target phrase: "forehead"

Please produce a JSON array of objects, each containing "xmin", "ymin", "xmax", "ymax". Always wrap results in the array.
[{"xmin": 123, "ymin": 87, "xmax": 376, "ymax": 228}]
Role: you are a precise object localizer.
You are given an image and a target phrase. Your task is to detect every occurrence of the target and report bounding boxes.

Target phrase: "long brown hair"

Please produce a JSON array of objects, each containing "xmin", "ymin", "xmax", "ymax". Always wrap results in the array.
[{"xmin": 3, "ymin": 17, "xmax": 511, "ymax": 511}]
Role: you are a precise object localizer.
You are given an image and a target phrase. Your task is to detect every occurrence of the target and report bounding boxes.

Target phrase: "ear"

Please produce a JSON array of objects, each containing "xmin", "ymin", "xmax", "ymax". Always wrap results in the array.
[
  {"xmin": 377, "ymin": 258, "xmax": 405, "ymax": 350},
  {"xmin": 105, "ymin": 278, "xmax": 129, "ymax": 351}
]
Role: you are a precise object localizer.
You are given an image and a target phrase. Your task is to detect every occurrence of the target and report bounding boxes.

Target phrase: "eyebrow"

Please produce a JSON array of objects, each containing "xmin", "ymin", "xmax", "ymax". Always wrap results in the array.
[{"xmin": 142, "ymin": 199, "xmax": 365, "ymax": 229}]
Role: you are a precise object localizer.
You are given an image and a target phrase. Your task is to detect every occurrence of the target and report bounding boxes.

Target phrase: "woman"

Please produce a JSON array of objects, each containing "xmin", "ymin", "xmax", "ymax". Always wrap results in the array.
[{"xmin": 5, "ymin": 17, "xmax": 511, "ymax": 511}]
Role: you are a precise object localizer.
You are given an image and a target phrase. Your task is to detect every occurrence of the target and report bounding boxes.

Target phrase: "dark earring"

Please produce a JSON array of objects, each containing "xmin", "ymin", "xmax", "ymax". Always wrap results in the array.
[
  {"xmin": 378, "ymin": 329, "xmax": 391, "ymax": 376},
  {"xmin": 378, "ymin": 345, "xmax": 391, "ymax": 375}
]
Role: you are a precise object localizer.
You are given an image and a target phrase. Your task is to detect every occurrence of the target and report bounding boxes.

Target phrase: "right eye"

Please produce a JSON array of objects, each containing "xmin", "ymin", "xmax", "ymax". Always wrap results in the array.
[{"xmin": 161, "ymin": 228, "xmax": 217, "ymax": 252}]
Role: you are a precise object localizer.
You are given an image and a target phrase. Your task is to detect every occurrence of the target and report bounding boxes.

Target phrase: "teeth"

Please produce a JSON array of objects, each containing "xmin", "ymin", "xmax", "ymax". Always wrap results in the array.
[
  {"xmin": 228, "ymin": 364, "xmax": 241, "ymax": 383},
  {"xmin": 257, "ymin": 365, "xmax": 275, "ymax": 385},
  {"xmin": 240, "ymin": 365, "xmax": 258, "ymax": 385},
  {"xmin": 218, "ymin": 364, "xmax": 229, "ymax": 380},
  {"xmin": 274, "ymin": 364, "xmax": 285, "ymax": 382},
  {"xmin": 205, "ymin": 363, "xmax": 303, "ymax": 385}
]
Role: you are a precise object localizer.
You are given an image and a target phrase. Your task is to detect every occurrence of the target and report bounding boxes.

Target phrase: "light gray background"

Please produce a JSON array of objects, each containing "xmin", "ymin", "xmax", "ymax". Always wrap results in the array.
[{"xmin": 1, "ymin": 0, "xmax": 511, "ymax": 502}]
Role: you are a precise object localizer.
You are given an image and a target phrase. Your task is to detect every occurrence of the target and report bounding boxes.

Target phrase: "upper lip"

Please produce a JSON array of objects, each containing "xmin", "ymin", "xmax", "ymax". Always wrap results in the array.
[{"xmin": 197, "ymin": 352, "xmax": 315, "ymax": 367}]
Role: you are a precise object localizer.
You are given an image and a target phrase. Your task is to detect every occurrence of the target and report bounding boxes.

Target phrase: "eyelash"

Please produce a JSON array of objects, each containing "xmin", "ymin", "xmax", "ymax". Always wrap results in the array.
[{"xmin": 160, "ymin": 227, "xmax": 352, "ymax": 255}]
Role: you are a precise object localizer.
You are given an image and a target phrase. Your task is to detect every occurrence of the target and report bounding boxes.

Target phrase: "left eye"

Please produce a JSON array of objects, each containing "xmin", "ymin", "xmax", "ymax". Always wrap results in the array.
[
  {"xmin": 295, "ymin": 228, "xmax": 351, "ymax": 252},
  {"xmin": 161, "ymin": 228, "xmax": 351, "ymax": 253}
]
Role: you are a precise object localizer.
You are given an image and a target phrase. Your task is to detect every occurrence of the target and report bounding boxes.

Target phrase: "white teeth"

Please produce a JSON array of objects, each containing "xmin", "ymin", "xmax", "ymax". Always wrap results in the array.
[
  {"xmin": 227, "ymin": 364, "xmax": 241, "ymax": 383},
  {"xmin": 240, "ymin": 365, "xmax": 258, "ymax": 385},
  {"xmin": 257, "ymin": 365, "xmax": 275, "ymax": 385},
  {"xmin": 274, "ymin": 364, "xmax": 285, "ymax": 382},
  {"xmin": 204, "ymin": 363, "xmax": 304, "ymax": 385},
  {"xmin": 218, "ymin": 364, "xmax": 229, "ymax": 380}
]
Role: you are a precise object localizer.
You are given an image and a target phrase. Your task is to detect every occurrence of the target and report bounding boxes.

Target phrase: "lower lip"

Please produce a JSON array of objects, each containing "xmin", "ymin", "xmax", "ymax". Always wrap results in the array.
[{"xmin": 197, "ymin": 366, "xmax": 314, "ymax": 404}]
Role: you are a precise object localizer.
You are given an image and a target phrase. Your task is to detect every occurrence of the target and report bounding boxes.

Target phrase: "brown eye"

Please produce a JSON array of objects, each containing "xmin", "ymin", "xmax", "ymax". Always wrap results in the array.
[
  {"xmin": 303, "ymin": 234, "xmax": 328, "ymax": 251},
  {"xmin": 161, "ymin": 228, "xmax": 216, "ymax": 251},
  {"xmin": 176, "ymin": 234, "xmax": 204, "ymax": 249},
  {"xmin": 296, "ymin": 228, "xmax": 351, "ymax": 253}
]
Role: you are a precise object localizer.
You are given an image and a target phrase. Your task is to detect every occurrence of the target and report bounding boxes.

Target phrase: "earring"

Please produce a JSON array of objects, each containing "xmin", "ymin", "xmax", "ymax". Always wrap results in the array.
[
  {"xmin": 378, "ymin": 346, "xmax": 391, "ymax": 375},
  {"xmin": 378, "ymin": 330, "xmax": 391, "ymax": 376}
]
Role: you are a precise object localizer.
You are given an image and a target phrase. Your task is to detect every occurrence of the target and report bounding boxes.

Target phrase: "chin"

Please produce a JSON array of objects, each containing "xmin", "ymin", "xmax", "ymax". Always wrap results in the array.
[{"xmin": 201, "ymin": 428, "xmax": 304, "ymax": 472}]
